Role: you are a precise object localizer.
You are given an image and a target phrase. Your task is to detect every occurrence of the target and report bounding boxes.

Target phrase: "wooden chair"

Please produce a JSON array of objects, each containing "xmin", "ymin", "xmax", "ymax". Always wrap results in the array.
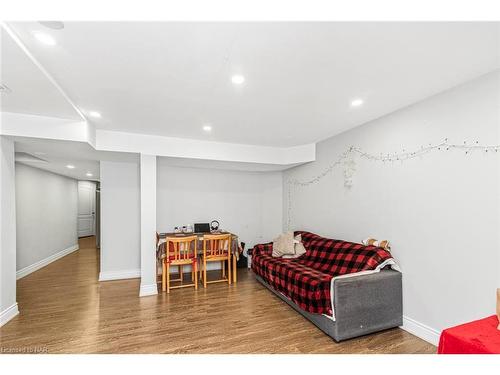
[
  {"xmin": 156, "ymin": 232, "xmax": 190, "ymax": 285},
  {"xmin": 162, "ymin": 235, "xmax": 198, "ymax": 293},
  {"xmin": 200, "ymin": 234, "xmax": 232, "ymax": 288},
  {"xmin": 156, "ymin": 232, "xmax": 161, "ymax": 284}
]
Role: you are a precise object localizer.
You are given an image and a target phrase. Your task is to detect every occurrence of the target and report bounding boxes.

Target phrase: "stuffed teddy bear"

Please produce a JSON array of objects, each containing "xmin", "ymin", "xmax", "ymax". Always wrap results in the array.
[{"xmin": 362, "ymin": 237, "xmax": 391, "ymax": 252}]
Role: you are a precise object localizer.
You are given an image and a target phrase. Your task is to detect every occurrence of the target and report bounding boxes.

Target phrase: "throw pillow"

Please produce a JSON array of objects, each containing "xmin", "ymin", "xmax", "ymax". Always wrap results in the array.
[
  {"xmin": 272, "ymin": 232, "xmax": 295, "ymax": 257},
  {"xmin": 294, "ymin": 234, "xmax": 307, "ymax": 256},
  {"xmin": 282, "ymin": 234, "xmax": 307, "ymax": 258}
]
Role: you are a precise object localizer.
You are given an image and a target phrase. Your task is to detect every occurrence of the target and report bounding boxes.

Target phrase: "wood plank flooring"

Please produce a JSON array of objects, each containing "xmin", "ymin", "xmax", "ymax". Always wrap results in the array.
[{"xmin": 0, "ymin": 236, "xmax": 436, "ymax": 354}]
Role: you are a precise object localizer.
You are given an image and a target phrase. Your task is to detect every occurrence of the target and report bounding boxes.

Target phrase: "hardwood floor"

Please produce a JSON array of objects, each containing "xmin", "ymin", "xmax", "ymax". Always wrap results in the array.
[{"xmin": 0, "ymin": 236, "xmax": 436, "ymax": 354}]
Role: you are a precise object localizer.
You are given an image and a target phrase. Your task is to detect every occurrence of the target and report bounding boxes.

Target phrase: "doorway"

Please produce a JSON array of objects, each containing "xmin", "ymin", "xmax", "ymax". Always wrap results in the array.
[{"xmin": 77, "ymin": 181, "xmax": 96, "ymax": 238}]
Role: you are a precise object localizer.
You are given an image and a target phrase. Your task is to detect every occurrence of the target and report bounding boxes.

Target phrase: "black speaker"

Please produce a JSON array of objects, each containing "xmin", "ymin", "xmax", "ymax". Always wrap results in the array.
[{"xmin": 237, "ymin": 242, "xmax": 247, "ymax": 268}]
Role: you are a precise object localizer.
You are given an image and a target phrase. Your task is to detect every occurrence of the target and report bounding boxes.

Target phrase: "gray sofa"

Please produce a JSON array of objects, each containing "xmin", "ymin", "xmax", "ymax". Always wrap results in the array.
[{"xmin": 255, "ymin": 268, "xmax": 403, "ymax": 342}]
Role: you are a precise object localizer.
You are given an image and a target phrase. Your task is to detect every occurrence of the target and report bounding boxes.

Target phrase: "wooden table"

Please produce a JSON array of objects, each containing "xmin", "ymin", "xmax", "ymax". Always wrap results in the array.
[{"xmin": 157, "ymin": 232, "xmax": 239, "ymax": 283}]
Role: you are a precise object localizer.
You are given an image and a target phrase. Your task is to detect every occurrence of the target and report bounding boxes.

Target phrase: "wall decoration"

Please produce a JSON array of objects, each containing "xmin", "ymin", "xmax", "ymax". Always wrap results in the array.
[
  {"xmin": 342, "ymin": 158, "xmax": 356, "ymax": 189},
  {"xmin": 286, "ymin": 139, "xmax": 500, "ymax": 230}
]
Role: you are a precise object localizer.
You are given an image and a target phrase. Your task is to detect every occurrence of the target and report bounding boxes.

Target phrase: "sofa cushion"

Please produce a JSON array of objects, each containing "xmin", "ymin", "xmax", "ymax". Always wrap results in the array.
[
  {"xmin": 252, "ymin": 252, "xmax": 333, "ymax": 315},
  {"xmin": 297, "ymin": 231, "xmax": 393, "ymax": 276},
  {"xmin": 282, "ymin": 234, "xmax": 307, "ymax": 259},
  {"xmin": 272, "ymin": 231, "xmax": 295, "ymax": 257}
]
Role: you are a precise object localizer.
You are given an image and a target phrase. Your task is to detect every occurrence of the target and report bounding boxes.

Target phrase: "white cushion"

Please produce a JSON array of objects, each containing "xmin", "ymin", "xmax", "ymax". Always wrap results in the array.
[
  {"xmin": 272, "ymin": 232, "xmax": 295, "ymax": 257},
  {"xmin": 279, "ymin": 234, "xmax": 307, "ymax": 259}
]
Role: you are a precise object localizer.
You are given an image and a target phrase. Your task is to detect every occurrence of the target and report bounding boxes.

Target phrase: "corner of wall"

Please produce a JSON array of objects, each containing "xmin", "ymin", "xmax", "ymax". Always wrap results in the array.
[
  {"xmin": 0, "ymin": 136, "xmax": 17, "ymax": 324},
  {"xmin": 0, "ymin": 302, "xmax": 19, "ymax": 327}
]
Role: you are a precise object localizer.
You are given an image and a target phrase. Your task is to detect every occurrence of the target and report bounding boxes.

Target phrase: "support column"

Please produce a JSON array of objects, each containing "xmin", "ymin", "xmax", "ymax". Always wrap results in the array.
[
  {"xmin": 139, "ymin": 154, "xmax": 158, "ymax": 297},
  {"xmin": 0, "ymin": 136, "xmax": 19, "ymax": 326}
]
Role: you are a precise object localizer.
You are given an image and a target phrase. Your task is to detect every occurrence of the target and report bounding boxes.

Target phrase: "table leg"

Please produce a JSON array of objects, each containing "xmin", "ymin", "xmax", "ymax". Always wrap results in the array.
[{"xmin": 233, "ymin": 254, "xmax": 237, "ymax": 283}]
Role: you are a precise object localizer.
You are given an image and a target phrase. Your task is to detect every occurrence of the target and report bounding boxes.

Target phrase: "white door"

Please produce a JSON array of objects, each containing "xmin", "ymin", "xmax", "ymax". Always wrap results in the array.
[{"xmin": 78, "ymin": 181, "xmax": 96, "ymax": 237}]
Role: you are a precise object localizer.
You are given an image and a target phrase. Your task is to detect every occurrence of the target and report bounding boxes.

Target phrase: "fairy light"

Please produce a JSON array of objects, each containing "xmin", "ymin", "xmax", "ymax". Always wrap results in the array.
[{"xmin": 285, "ymin": 138, "xmax": 500, "ymax": 230}]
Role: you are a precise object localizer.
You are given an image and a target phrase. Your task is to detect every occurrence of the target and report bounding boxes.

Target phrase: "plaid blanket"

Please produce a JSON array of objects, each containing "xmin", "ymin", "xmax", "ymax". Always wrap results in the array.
[{"xmin": 252, "ymin": 231, "xmax": 395, "ymax": 315}]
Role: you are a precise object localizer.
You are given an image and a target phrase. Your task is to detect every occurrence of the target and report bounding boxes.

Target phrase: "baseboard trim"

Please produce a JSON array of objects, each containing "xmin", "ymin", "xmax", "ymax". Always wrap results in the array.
[
  {"xmin": 99, "ymin": 269, "xmax": 141, "ymax": 281},
  {"xmin": 401, "ymin": 315, "xmax": 440, "ymax": 346},
  {"xmin": 0, "ymin": 303, "xmax": 19, "ymax": 327},
  {"xmin": 139, "ymin": 283, "xmax": 158, "ymax": 297},
  {"xmin": 16, "ymin": 244, "xmax": 79, "ymax": 280}
]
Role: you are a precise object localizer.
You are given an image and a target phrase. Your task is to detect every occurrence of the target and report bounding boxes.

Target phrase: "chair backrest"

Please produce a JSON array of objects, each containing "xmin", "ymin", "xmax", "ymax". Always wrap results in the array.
[
  {"xmin": 202, "ymin": 234, "xmax": 231, "ymax": 257},
  {"xmin": 165, "ymin": 235, "xmax": 198, "ymax": 262}
]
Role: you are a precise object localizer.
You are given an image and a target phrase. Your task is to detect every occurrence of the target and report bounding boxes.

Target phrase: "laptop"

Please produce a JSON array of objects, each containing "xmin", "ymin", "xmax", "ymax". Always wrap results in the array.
[{"xmin": 194, "ymin": 223, "xmax": 211, "ymax": 233}]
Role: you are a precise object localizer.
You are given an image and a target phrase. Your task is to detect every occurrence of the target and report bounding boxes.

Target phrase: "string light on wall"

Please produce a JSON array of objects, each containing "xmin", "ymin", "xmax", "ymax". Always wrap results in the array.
[{"xmin": 285, "ymin": 138, "xmax": 500, "ymax": 229}]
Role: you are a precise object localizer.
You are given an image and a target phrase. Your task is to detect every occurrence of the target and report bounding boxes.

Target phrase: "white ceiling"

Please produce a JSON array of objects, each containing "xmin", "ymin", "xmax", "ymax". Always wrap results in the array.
[
  {"xmin": 0, "ymin": 27, "xmax": 81, "ymax": 120},
  {"xmin": 3, "ymin": 22, "xmax": 499, "ymax": 148},
  {"xmin": 12, "ymin": 136, "xmax": 138, "ymax": 180}
]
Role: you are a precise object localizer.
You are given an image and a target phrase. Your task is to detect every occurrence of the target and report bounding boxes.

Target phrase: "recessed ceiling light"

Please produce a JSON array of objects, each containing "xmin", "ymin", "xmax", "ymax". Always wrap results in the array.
[
  {"xmin": 88, "ymin": 111, "xmax": 101, "ymax": 118},
  {"xmin": 202, "ymin": 124, "xmax": 212, "ymax": 132},
  {"xmin": 33, "ymin": 31, "xmax": 56, "ymax": 46},
  {"xmin": 350, "ymin": 98, "xmax": 364, "ymax": 107},
  {"xmin": 86, "ymin": 172, "xmax": 93, "ymax": 177},
  {"xmin": 231, "ymin": 75, "xmax": 245, "ymax": 85},
  {"xmin": 66, "ymin": 164, "xmax": 75, "ymax": 169}
]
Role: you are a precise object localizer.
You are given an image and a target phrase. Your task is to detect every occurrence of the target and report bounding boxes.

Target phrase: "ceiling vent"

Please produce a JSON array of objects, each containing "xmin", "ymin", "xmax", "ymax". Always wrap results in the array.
[
  {"xmin": 15, "ymin": 152, "xmax": 48, "ymax": 163},
  {"xmin": 0, "ymin": 84, "xmax": 12, "ymax": 94}
]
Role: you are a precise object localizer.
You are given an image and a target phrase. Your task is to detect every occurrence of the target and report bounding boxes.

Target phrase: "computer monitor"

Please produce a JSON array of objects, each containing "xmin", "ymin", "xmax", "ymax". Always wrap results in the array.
[{"xmin": 194, "ymin": 223, "xmax": 211, "ymax": 233}]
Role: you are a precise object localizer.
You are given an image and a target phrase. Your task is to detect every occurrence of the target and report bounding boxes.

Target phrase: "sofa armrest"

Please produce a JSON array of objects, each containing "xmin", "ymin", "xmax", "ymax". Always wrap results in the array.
[
  {"xmin": 252, "ymin": 242, "xmax": 273, "ymax": 257},
  {"xmin": 332, "ymin": 269, "xmax": 403, "ymax": 341}
]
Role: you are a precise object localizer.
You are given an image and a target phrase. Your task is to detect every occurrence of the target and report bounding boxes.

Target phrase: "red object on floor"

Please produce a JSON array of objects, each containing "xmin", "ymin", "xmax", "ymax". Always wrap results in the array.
[{"xmin": 438, "ymin": 315, "xmax": 500, "ymax": 354}]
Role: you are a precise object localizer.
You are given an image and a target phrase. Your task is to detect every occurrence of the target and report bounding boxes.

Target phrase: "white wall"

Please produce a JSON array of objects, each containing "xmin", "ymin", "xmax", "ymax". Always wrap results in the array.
[
  {"xmin": 0, "ymin": 136, "xmax": 18, "ymax": 326},
  {"xmin": 99, "ymin": 161, "xmax": 141, "ymax": 280},
  {"xmin": 15, "ymin": 163, "xmax": 78, "ymax": 274},
  {"xmin": 157, "ymin": 163, "xmax": 283, "ymax": 252},
  {"xmin": 99, "ymin": 159, "xmax": 282, "ymax": 281},
  {"xmin": 283, "ymin": 71, "xmax": 500, "ymax": 344}
]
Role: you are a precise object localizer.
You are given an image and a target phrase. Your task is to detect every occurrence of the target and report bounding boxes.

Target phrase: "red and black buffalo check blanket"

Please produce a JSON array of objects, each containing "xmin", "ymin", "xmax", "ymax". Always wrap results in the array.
[{"xmin": 252, "ymin": 231, "xmax": 395, "ymax": 315}]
